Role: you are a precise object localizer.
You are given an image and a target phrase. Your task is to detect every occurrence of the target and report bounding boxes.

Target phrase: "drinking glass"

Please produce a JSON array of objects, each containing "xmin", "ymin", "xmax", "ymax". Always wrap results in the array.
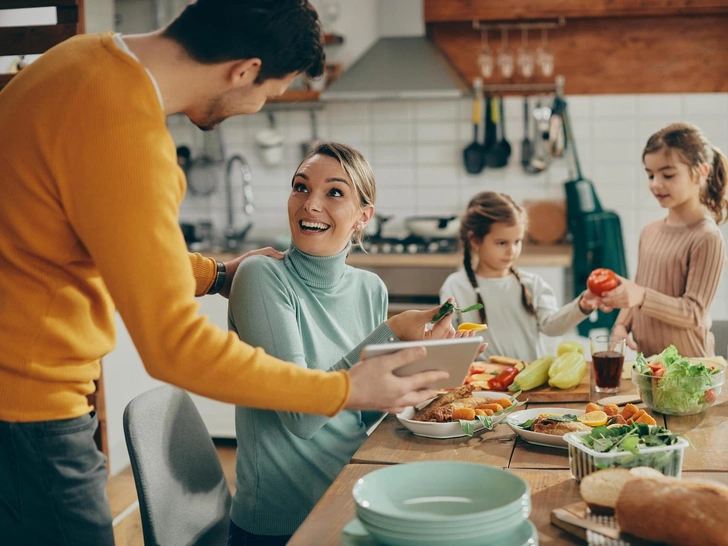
[
  {"xmin": 590, "ymin": 334, "xmax": 625, "ymax": 393},
  {"xmin": 536, "ymin": 29, "xmax": 555, "ymax": 78},
  {"xmin": 498, "ymin": 29, "xmax": 514, "ymax": 78},
  {"xmin": 478, "ymin": 30, "xmax": 495, "ymax": 79},
  {"xmin": 517, "ymin": 29, "xmax": 535, "ymax": 78}
]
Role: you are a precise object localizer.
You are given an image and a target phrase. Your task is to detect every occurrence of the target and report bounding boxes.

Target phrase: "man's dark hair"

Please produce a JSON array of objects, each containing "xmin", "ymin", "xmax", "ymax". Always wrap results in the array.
[{"xmin": 163, "ymin": 0, "xmax": 325, "ymax": 83}]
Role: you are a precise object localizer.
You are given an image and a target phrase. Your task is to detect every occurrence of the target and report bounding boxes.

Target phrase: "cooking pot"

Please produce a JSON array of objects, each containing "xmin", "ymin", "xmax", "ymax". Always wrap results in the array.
[
  {"xmin": 405, "ymin": 216, "xmax": 460, "ymax": 239},
  {"xmin": 363, "ymin": 214, "xmax": 391, "ymax": 238}
]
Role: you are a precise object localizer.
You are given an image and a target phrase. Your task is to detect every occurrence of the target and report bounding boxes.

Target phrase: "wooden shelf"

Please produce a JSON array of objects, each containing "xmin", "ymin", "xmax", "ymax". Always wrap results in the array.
[
  {"xmin": 424, "ymin": 0, "xmax": 728, "ymax": 22},
  {"xmin": 428, "ymin": 13, "xmax": 728, "ymax": 94},
  {"xmin": 267, "ymin": 90, "xmax": 320, "ymax": 103},
  {"xmin": 0, "ymin": 0, "xmax": 84, "ymax": 92},
  {"xmin": 323, "ymin": 33, "xmax": 344, "ymax": 45}
]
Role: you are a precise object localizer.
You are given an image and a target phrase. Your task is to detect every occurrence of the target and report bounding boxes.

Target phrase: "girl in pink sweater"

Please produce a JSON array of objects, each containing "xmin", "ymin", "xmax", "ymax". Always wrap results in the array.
[{"xmin": 604, "ymin": 123, "xmax": 728, "ymax": 357}]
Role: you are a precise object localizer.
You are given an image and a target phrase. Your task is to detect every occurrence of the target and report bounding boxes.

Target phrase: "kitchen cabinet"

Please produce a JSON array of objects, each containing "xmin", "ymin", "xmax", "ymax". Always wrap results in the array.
[
  {"xmin": 187, "ymin": 296, "xmax": 237, "ymax": 438},
  {"xmin": 423, "ymin": 0, "xmax": 728, "ymax": 94}
]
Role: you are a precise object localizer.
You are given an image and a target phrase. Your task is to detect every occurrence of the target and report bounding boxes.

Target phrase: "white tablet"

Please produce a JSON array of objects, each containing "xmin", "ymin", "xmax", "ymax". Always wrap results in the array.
[{"xmin": 361, "ymin": 336, "xmax": 484, "ymax": 390}]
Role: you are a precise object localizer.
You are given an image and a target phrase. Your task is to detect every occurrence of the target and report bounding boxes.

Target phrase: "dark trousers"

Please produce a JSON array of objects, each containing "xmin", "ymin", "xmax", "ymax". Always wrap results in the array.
[
  {"xmin": 228, "ymin": 519, "xmax": 291, "ymax": 546},
  {"xmin": 0, "ymin": 413, "xmax": 114, "ymax": 546}
]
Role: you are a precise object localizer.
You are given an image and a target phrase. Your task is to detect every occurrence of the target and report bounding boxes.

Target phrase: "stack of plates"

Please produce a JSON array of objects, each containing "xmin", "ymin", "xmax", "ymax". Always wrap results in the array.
[{"xmin": 351, "ymin": 461, "xmax": 538, "ymax": 546}]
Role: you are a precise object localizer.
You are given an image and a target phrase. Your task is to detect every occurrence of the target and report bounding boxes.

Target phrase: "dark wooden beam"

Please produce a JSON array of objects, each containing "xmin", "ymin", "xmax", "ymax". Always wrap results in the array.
[
  {"xmin": 0, "ymin": 23, "xmax": 77, "ymax": 55},
  {"xmin": 424, "ymin": 0, "xmax": 728, "ymax": 22}
]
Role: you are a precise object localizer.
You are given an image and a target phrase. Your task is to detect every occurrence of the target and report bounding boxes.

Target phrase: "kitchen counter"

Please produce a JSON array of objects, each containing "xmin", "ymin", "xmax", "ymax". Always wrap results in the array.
[{"xmin": 202, "ymin": 243, "xmax": 572, "ymax": 269}]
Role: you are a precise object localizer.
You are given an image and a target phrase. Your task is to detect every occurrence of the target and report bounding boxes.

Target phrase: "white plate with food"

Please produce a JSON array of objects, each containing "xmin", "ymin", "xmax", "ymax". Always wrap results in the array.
[
  {"xmin": 505, "ymin": 407, "xmax": 587, "ymax": 449},
  {"xmin": 396, "ymin": 385, "xmax": 521, "ymax": 439}
]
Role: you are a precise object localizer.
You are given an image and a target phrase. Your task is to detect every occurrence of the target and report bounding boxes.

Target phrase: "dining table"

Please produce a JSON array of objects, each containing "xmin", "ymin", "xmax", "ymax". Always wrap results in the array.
[{"xmin": 288, "ymin": 370, "xmax": 728, "ymax": 546}]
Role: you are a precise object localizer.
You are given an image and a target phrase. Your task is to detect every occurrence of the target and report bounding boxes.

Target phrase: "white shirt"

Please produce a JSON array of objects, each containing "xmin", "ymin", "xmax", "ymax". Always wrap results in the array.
[{"xmin": 440, "ymin": 269, "xmax": 587, "ymax": 361}]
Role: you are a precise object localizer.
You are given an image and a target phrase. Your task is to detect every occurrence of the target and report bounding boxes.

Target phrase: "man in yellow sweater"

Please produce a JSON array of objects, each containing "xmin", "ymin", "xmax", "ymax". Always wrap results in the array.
[{"xmin": 0, "ymin": 1, "xmax": 448, "ymax": 543}]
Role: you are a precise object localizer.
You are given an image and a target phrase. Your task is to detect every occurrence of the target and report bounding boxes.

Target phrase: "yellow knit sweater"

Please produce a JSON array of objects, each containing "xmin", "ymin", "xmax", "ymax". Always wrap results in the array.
[{"xmin": 0, "ymin": 33, "xmax": 349, "ymax": 422}]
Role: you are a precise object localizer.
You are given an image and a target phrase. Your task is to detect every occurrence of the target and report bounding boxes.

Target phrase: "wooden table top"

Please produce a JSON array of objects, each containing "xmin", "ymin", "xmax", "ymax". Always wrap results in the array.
[{"xmin": 289, "ymin": 372, "xmax": 728, "ymax": 545}]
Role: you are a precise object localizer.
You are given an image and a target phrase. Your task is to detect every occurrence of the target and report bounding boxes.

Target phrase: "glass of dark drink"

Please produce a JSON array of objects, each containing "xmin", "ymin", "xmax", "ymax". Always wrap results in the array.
[{"xmin": 590, "ymin": 334, "xmax": 625, "ymax": 393}]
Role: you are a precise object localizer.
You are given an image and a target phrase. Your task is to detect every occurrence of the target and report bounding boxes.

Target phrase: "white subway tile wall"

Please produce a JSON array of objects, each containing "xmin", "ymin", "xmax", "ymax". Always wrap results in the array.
[{"xmin": 172, "ymin": 93, "xmax": 728, "ymax": 319}]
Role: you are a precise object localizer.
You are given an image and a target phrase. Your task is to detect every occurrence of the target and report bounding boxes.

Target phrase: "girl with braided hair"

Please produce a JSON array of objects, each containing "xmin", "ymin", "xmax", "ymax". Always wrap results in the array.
[{"xmin": 440, "ymin": 191, "xmax": 603, "ymax": 361}]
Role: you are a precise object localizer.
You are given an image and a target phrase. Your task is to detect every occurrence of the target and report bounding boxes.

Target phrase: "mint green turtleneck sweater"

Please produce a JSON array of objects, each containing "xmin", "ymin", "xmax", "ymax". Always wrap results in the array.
[{"xmin": 227, "ymin": 243, "xmax": 395, "ymax": 535}]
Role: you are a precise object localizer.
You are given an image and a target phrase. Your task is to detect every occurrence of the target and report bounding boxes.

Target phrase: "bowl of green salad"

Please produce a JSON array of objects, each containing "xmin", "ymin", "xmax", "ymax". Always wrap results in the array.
[{"xmin": 631, "ymin": 346, "xmax": 725, "ymax": 416}]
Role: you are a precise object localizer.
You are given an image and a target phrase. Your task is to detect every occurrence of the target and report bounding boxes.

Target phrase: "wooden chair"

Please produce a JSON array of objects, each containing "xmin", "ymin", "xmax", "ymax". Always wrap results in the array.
[{"xmin": 0, "ymin": 0, "xmax": 85, "ymax": 92}]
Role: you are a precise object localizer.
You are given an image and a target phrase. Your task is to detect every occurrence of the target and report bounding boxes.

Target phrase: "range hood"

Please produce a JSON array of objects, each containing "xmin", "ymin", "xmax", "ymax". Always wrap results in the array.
[{"xmin": 320, "ymin": 37, "xmax": 469, "ymax": 102}]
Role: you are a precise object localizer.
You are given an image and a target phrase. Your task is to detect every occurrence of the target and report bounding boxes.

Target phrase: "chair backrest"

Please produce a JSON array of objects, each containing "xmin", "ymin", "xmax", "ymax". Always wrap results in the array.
[{"xmin": 123, "ymin": 386, "xmax": 231, "ymax": 546}]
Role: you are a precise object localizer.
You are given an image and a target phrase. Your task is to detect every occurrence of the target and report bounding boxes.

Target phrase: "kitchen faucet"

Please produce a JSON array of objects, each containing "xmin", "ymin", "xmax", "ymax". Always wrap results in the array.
[{"xmin": 224, "ymin": 154, "xmax": 254, "ymax": 250}]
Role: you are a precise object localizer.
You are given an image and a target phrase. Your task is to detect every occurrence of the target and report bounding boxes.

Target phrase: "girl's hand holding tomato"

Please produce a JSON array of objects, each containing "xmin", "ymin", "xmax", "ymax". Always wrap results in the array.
[
  {"xmin": 577, "ymin": 289, "xmax": 613, "ymax": 314},
  {"xmin": 586, "ymin": 268, "xmax": 620, "ymax": 296},
  {"xmin": 601, "ymin": 275, "xmax": 647, "ymax": 309}
]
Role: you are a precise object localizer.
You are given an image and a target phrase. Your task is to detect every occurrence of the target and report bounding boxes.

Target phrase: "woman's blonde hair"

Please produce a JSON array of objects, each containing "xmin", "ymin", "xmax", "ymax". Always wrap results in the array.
[
  {"xmin": 294, "ymin": 141, "xmax": 376, "ymax": 248},
  {"xmin": 643, "ymin": 123, "xmax": 728, "ymax": 224}
]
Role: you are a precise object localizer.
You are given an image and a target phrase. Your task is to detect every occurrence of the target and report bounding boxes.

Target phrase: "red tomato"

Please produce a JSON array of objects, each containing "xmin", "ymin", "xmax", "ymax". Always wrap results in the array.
[
  {"xmin": 653, "ymin": 367, "xmax": 666, "ymax": 378},
  {"xmin": 705, "ymin": 389, "xmax": 717, "ymax": 403},
  {"xmin": 587, "ymin": 268, "xmax": 620, "ymax": 296},
  {"xmin": 488, "ymin": 366, "xmax": 519, "ymax": 391},
  {"xmin": 648, "ymin": 362, "xmax": 663, "ymax": 373}
]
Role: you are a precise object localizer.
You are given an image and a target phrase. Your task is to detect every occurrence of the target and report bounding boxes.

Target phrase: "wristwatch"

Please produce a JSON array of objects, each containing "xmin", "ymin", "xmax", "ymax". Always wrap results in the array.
[{"xmin": 208, "ymin": 260, "xmax": 226, "ymax": 295}]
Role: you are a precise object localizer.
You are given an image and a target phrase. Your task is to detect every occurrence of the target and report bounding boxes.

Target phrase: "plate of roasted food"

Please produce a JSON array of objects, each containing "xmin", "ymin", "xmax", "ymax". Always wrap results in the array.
[
  {"xmin": 396, "ymin": 384, "xmax": 524, "ymax": 439},
  {"xmin": 506, "ymin": 402, "xmax": 658, "ymax": 449}
]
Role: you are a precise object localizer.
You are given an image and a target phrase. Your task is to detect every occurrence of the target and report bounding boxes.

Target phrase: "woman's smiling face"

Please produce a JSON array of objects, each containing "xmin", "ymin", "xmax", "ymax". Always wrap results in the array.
[{"xmin": 288, "ymin": 154, "xmax": 373, "ymax": 256}]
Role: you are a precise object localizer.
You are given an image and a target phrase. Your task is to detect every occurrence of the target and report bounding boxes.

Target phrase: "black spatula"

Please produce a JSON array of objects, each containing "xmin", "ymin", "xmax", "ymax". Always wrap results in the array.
[{"xmin": 463, "ymin": 84, "xmax": 484, "ymax": 174}]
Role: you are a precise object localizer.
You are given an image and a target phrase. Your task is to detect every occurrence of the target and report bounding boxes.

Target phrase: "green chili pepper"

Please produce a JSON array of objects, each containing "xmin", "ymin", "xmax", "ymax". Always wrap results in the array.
[{"xmin": 430, "ymin": 302, "xmax": 483, "ymax": 323}]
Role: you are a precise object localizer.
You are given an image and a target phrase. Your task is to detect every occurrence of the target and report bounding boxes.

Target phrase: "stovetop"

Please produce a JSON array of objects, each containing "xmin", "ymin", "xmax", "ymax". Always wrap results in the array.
[{"xmin": 356, "ymin": 235, "xmax": 458, "ymax": 255}]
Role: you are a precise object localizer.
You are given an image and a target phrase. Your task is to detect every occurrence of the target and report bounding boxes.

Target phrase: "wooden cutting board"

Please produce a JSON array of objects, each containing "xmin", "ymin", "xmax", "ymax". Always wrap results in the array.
[
  {"xmin": 468, "ymin": 362, "xmax": 591, "ymax": 402},
  {"xmin": 516, "ymin": 372, "xmax": 591, "ymax": 403},
  {"xmin": 551, "ymin": 502, "xmax": 653, "ymax": 546}
]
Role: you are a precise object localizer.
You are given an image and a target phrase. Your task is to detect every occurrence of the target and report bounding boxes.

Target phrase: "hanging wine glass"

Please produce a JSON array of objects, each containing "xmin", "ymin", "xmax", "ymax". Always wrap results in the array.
[
  {"xmin": 517, "ymin": 28, "xmax": 535, "ymax": 78},
  {"xmin": 498, "ymin": 29, "xmax": 514, "ymax": 78},
  {"xmin": 536, "ymin": 29, "xmax": 555, "ymax": 77},
  {"xmin": 477, "ymin": 29, "xmax": 495, "ymax": 79}
]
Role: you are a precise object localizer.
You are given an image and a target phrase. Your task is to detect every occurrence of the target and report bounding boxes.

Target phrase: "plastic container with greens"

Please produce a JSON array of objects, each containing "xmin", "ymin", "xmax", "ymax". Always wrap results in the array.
[
  {"xmin": 564, "ymin": 423, "xmax": 689, "ymax": 481},
  {"xmin": 631, "ymin": 346, "xmax": 725, "ymax": 416}
]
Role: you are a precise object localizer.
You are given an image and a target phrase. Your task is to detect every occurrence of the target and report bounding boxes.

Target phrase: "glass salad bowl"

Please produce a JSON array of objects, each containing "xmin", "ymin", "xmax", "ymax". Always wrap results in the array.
[{"xmin": 632, "ymin": 359, "xmax": 725, "ymax": 416}]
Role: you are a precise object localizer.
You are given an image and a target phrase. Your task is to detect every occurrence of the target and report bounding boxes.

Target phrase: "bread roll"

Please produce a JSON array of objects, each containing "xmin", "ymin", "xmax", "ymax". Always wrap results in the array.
[
  {"xmin": 616, "ymin": 476, "xmax": 728, "ymax": 546},
  {"xmin": 579, "ymin": 468, "xmax": 632, "ymax": 515}
]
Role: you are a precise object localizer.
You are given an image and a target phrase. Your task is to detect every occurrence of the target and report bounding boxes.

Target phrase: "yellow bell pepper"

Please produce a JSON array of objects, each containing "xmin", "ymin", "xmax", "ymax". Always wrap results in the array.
[{"xmin": 457, "ymin": 322, "xmax": 488, "ymax": 332}]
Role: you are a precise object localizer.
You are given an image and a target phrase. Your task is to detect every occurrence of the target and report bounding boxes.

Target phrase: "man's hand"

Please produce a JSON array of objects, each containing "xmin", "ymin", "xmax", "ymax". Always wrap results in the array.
[
  {"xmin": 345, "ymin": 347, "xmax": 449, "ymax": 414},
  {"xmin": 601, "ymin": 275, "xmax": 646, "ymax": 310},
  {"xmin": 219, "ymin": 247, "xmax": 285, "ymax": 298}
]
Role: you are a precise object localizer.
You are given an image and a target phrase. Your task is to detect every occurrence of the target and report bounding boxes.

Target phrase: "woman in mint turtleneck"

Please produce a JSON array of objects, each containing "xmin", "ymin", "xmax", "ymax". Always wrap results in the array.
[{"xmin": 227, "ymin": 142, "xmax": 476, "ymax": 545}]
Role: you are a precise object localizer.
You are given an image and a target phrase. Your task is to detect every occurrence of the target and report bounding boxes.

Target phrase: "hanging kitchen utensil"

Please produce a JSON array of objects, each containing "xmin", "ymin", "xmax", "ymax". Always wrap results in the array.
[
  {"xmin": 300, "ymin": 110, "xmax": 320, "ymax": 159},
  {"xmin": 521, "ymin": 97, "xmax": 533, "ymax": 169},
  {"xmin": 483, "ymin": 93, "xmax": 497, "ymax": 154},
  {"xmin": 463, "ymin": 78, "xmax": 485, "ymax": 174},
  {"xmin": 499, "ymin": 97, "xmax": 512, "ymax": 159},
  {"xmin": 548, "ymin": 96, "xmax": 566, "ymax": 158},
  {"xmin": 485, "ymin": 97, "xmax": 508, "ymax": 169},
  {"xmin": 186, "ymin": 128, "xmax": 225, "ymax": 196},
  {"xmin": 525, "ymin": 98, "xmax": 551, "ymax": 174},
  {"xmin": 256, "ymin": 112, "xmax": 284, "ymax": 166}
]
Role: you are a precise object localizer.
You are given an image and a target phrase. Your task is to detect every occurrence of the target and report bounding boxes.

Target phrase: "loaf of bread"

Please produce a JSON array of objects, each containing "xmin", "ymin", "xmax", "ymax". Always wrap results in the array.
[
  {"xmin": 616, "ymin": 475, "xmax": 728, "ymax": 546},
  {"xmin": 579, "ymin": 467, "xmax": 663, "ymax": 515}
]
